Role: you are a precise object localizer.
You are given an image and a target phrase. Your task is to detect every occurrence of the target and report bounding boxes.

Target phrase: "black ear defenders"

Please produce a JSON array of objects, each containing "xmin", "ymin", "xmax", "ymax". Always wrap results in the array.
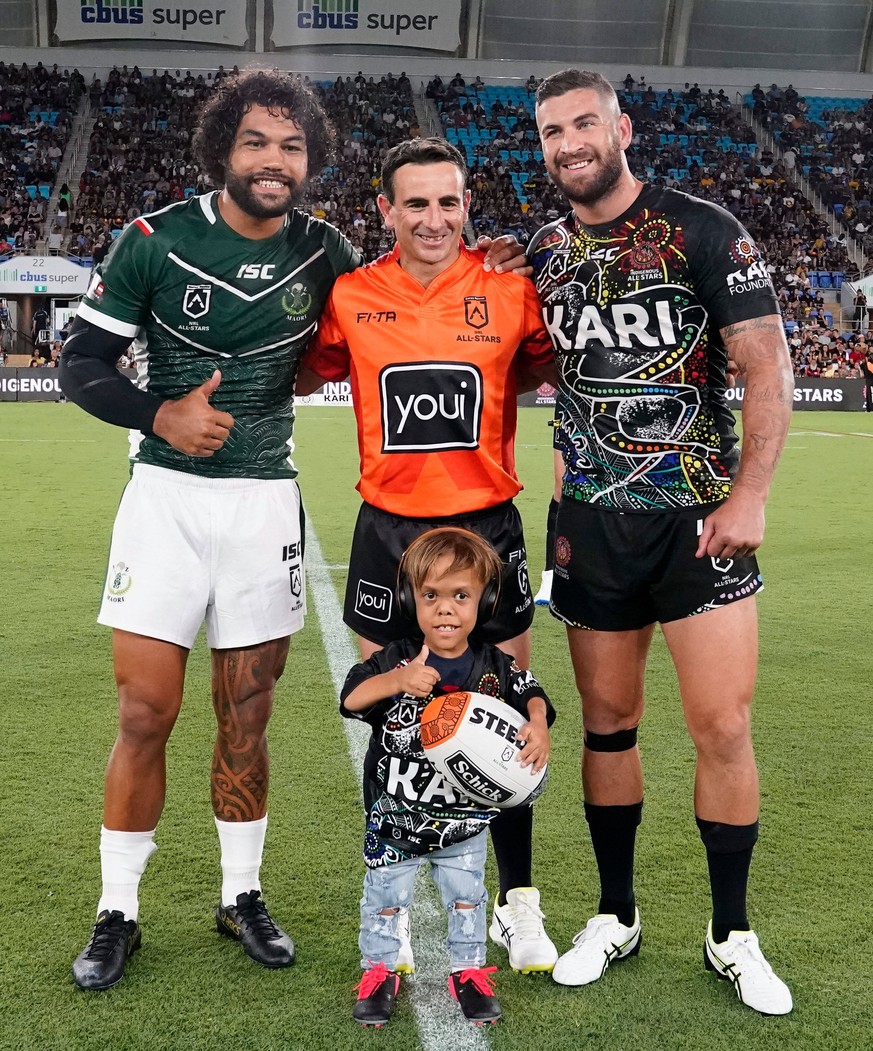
[{"xmin": 396, "ymin": 528, "xmax": 502, "ymax": 629}]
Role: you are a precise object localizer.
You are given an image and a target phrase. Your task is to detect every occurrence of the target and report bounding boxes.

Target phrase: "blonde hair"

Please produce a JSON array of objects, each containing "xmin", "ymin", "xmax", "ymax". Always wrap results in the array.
[{"xmin": 401, "ymin": 527, "xmax": 502, "ymax": 592}]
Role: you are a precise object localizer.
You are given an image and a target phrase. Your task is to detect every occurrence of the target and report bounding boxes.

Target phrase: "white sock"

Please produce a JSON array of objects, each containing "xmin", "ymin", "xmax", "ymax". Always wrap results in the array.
[
  {"xmin": 215, "ymin": 815, "xmax": 267, "ymax": 906},
  {"xmin": 97, "ymin": 826, "xmax": 157, "ymax": 922}
]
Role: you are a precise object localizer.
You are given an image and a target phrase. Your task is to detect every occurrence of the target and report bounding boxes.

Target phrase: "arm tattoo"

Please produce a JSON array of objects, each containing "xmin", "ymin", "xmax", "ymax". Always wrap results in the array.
[
  {"xmin": 210, "ymin": 639, "xmax": 288, "ymax": 821},
  {"xmin": 721, "ymin": 316, "xmax": 780, "ymax": 340}
]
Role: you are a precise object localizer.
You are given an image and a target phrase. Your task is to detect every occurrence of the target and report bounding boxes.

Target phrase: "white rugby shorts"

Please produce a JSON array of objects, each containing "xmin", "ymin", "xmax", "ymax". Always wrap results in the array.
[{"xmin": 98, "ymin": 464, "xmax": 306, "ymax": 649}]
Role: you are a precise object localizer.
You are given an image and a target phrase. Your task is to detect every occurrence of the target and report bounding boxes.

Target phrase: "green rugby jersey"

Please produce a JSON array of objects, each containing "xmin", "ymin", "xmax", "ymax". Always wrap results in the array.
[{"xmin": 78, "ymin": 192, "xmax": 360, "ymax": 478}]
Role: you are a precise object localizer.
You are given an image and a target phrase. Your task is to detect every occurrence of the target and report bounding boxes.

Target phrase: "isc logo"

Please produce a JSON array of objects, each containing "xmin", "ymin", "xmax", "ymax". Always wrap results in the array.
[
  {"xmin": 236, "ymin": 264, "xmax": 276, "ymax": 279},
  {"xmin": 379, "ymin": 362, "xmax": 483, "ymax": 453}
]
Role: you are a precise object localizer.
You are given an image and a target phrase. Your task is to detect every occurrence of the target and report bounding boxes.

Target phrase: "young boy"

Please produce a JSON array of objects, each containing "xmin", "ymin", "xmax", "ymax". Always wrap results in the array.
[{"xmin": 341, "ymin": 527, "xmax": 555, "ymax": 1027}]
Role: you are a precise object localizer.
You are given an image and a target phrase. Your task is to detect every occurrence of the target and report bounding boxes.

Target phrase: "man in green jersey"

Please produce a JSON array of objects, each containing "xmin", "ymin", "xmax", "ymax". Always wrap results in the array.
[
  {"xmin": 60, "ymin": 68, "xmax": 524, "ymax": 992},
  {"xmin": 60, "ymin": 68, "xmax": 358, "ymax": 991}
]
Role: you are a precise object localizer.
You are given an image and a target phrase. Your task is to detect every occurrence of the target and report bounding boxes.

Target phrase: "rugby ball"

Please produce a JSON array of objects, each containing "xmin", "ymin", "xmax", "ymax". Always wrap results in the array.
[{"xmin": 421, "ymin": 691, "xmax": 548, "ymax": 809}]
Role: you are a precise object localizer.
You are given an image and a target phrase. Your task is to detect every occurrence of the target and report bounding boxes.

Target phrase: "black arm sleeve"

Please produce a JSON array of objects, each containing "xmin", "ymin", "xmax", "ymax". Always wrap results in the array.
[{"xmin": 58, "ymin": 316, "xmax": 165, "ymax": 433}]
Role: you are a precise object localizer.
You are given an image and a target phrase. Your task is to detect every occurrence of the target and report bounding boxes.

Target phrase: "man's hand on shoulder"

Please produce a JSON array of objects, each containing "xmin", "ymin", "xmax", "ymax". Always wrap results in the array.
[
  {"xmin": 152, "ymin": 369, "xmax": 235, "ymax": 457},
  {"xmin": 476, "ymin": 234, "xmax": 533, "ymax": 277}
]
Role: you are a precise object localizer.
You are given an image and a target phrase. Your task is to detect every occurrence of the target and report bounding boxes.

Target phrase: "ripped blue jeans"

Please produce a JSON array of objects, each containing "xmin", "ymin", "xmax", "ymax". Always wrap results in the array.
[{"xmin": 359, "ymin": 831, "xmax": 488, "ymax": 972}]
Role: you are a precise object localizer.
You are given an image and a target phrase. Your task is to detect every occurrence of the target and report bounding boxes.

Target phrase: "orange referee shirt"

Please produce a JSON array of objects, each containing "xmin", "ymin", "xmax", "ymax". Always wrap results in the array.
[{"xmin": 302, "ymin": 243, "xmax": 553, "ymax": 517}]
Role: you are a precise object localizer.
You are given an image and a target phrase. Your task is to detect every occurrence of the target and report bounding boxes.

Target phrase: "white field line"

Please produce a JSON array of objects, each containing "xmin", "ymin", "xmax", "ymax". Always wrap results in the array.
[
  {"xmin": 305, "ymin": 518, "xmax": 490, "ymax": 1051},
  {"xmin": 790, "ymin": 429, "xmax": 873, "ymax": 438}
]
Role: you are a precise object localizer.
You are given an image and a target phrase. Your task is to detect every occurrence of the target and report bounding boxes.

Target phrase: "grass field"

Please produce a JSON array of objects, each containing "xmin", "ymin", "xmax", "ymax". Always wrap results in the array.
[{"xmin": 2, "ymin": 403, "xmax": 872, "ymax": 1051}]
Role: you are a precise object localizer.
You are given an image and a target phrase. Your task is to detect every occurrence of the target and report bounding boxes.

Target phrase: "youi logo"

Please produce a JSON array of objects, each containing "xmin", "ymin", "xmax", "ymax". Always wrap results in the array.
[{"xmin": 379, "ymin": 362, "xmax": 484, "ymax": 453}]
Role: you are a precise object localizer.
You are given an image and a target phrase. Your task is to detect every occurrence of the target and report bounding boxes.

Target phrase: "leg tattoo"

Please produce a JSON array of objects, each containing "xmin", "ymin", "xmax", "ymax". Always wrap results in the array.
[{"xmin": 211, "ymin": 639, "xmax": 288, "ymax": 822}]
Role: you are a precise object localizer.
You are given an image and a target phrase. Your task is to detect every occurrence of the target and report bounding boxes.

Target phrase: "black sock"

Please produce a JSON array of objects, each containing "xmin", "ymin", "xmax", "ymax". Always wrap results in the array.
[
  {"xmin": 696, "ymin": 817, "xmax": 759, "ymax": 943},
  {"xmin": 545, "ymin": 498, "xmax": 559, "ymax": 571},
  {"xmin": 584, "ymin": 801, "xmax": 642, "ymax": 926},
  {"xmin": 489, "ymin": 805, "xmax": 533, "ymax": 906}
]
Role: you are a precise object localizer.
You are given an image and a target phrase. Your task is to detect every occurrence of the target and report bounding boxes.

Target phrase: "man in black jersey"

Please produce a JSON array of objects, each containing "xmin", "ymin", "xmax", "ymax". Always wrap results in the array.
[{"xmin": 529, "ymin": 69, "xmax": 794, "ymax": 1014}]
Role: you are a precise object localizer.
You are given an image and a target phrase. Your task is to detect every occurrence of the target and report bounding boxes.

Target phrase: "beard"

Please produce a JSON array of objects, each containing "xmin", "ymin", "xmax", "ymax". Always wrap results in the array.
[
  {"xmin": 548, "ymin": 141, "xmax": 624, "ymax": 207},
  {"xmin": 223, "ymin": 168, "xmax": 305, "ymax": 220}
]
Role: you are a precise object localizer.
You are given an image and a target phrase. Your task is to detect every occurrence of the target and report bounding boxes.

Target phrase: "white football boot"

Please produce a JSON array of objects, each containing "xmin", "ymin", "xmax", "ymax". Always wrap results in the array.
[
  {"xmin": 394, "ymin": 907, "xmax": 415, "ymax": 974},
  {"xmin": 704, "ymin": 923, "xmax": 792, "ymax": 1015},
  {"xmin": 489, "ymin": 887, "xmax": 558, "ymax": 973},
  {"xmin": 552, "ymin": 909, "xmax": 642, "ymax": 986}
]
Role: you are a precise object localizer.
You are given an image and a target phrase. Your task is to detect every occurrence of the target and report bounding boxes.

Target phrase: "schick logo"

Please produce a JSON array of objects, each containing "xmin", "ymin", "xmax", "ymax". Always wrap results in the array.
[
  {"xmin": 297, "ymin": 0, "xmax": 359, "ymax": 29},
  {"xmin": 355, "ymin": 579, "xmax": 392, "ymax": 623},
  {"xmin": 80, "ymin": 0, "xmax": 144, "ymax": 24},
  {"xmin": 444, "ymin": 753, "xmax": 514, "ymax": 805},
  {"xmin": 380, "ymin": 362, "xmax": 483, "ymax": 453}
]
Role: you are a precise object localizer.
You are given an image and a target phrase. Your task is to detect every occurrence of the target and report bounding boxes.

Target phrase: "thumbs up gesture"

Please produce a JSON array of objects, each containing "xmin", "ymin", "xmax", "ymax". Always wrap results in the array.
[
  {"xmin": 393, "ymin": 644, "xmax": 440, "ymax": 698},
  {"xmin": 153, "ymin": 369, "xmax": 235, "ymax": 457}
]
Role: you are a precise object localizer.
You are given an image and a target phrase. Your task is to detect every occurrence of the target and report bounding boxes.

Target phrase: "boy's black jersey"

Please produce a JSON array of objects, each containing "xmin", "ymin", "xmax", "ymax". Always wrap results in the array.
[{"xmin": 341, "ymin": 639, "xmax": 554, "ymax": 868}]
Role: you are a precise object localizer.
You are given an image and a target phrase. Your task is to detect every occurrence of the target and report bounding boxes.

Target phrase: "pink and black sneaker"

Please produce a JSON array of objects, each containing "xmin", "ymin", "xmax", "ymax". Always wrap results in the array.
[
  {"xmin": 448, "ymin": 965, "xmax": 501, "ymax": 1025},
  {"xmin": 353, "ymin": 962, "xmax": 400, "ymax": 1027}
]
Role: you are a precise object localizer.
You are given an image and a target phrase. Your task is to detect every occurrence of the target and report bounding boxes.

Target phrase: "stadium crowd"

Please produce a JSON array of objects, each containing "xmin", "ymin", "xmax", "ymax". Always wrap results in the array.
[
  {"xmin": 752, "ymin": 83, "xmax": 873, "ymax": 260},
  {"xmin": 1, "ymin": 60, "xmax": 870, "ymax": 384},
  {"xmin": 0, "ymin": 61, "xmax": 82, "ymax": 251},
  {"xmin": 307, "ymin": 71, "xmax": 418, "ymax": 257}
]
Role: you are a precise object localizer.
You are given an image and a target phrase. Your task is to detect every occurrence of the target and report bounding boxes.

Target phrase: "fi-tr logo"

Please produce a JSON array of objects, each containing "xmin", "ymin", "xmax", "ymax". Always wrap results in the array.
[{"xmin": 379, "ymin": 362, "xmax": 483, "ymax": 453}]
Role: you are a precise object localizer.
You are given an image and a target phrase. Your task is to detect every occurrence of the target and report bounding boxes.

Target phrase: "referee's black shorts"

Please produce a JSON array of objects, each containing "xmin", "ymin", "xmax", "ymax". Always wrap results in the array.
[
  {"xmin": 344, "ymin": 500, "xmax": 534, "ymax": 646},
  {"xmin": 550, "ymin": 499, "xmax": 763, "ymax": 631}
]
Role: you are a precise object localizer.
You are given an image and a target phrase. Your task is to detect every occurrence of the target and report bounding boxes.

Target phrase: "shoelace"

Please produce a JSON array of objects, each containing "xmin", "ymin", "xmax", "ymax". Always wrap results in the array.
[
  {"xmin": 355, "ymin": 961, "xmax": 393, "ymax": 998},
  {"xmin": 456, "ymin": 965, "xmax": 498, "ymax": 995},
  {"xmin": 726, "ymin": 934, "xmax": 775, "ymax": 978},
  {"xmin": 84, "ymin": 912, "xmax": 129, "ymax": 960},
  {"xmin": 572, "ymin": 914, "xmax": 616, "ymax": 946},
  {"xmin": 510, "ymin": 896, "xmax": 548, "ymax": 940},
  {"xmin": 235, "ymin": 893, "xmax": 282, "ymax": 938}
]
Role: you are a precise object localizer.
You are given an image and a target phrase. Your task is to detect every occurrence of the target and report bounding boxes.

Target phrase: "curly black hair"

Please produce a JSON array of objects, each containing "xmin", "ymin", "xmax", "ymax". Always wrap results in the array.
[{"xmin": 193, "ymin": 67, "xmax": 335, "ymax": 185}]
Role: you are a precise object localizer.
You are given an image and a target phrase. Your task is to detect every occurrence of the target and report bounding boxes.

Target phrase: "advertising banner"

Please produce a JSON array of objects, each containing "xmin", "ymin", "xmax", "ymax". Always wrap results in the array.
[
  {"xmin": 0, "ymin": 370, "xmax": 64, "ymax": 401},
  {"xmin": 4, "ymin": 374, "xmax": 864, "ymax": 409},
  {"xmin": 518, "ymin": 379, "xmax": 866, "ymax": 411},
  {"xmin": 53, "ymin": 0, "xmax": 248, "ymax": 46},
  {"xmin": 725, "ymin": 378, "xmax": 864, "ymax": 412},
  {"xmin": 0, "ymin": 256, "xmax": 92, "ymax": 296},
  {"xmin": 295, "ymin": 381, "xmax": 354, "ymax": 407},
  {"xmin": 272, "ymin": 0, "xmax": 461, "ymax": 51}
]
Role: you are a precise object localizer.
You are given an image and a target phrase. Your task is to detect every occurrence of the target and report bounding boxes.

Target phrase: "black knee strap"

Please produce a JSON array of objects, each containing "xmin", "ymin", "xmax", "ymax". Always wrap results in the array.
[
  {"xmin": 696, "ymin": 817, "xmax": 759, "ymax": 854},
  {"xmin": 584, "ymin": 726, "xmax": 639, "ymax": 752}
]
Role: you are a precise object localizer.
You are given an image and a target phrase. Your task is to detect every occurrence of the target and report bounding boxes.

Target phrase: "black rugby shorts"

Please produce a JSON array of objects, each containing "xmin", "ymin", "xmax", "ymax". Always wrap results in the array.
[
  {"xmin": 550, "ymin": 499, "xmax": 763, "ymax": 631},
  {"xmin": 344, "ymin": 500, "xmax": 534, "ymax": 646}
]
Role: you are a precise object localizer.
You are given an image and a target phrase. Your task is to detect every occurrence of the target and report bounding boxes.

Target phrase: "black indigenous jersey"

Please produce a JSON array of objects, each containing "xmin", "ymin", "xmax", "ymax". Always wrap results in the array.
[
  {"xmin": 340, "ymin": 639, "xmax": 554, "ymax": 869},
  {"xmin": 77, "ymin": 192, "xmax": 360, "ymax": 479},
  {"xmin": 529, "ymin": 185, "xmax": 778, "ymax": 511}
]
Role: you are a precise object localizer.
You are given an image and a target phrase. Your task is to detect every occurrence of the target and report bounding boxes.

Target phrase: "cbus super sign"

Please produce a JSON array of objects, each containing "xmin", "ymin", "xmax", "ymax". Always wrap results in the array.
[
  {"xmin": 297, "ymin": 3, "xmax": 439, "ymax": 34},
  {"xmin": 80, "ymin": 4, "xmax": 228, "ymax": 28}
]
